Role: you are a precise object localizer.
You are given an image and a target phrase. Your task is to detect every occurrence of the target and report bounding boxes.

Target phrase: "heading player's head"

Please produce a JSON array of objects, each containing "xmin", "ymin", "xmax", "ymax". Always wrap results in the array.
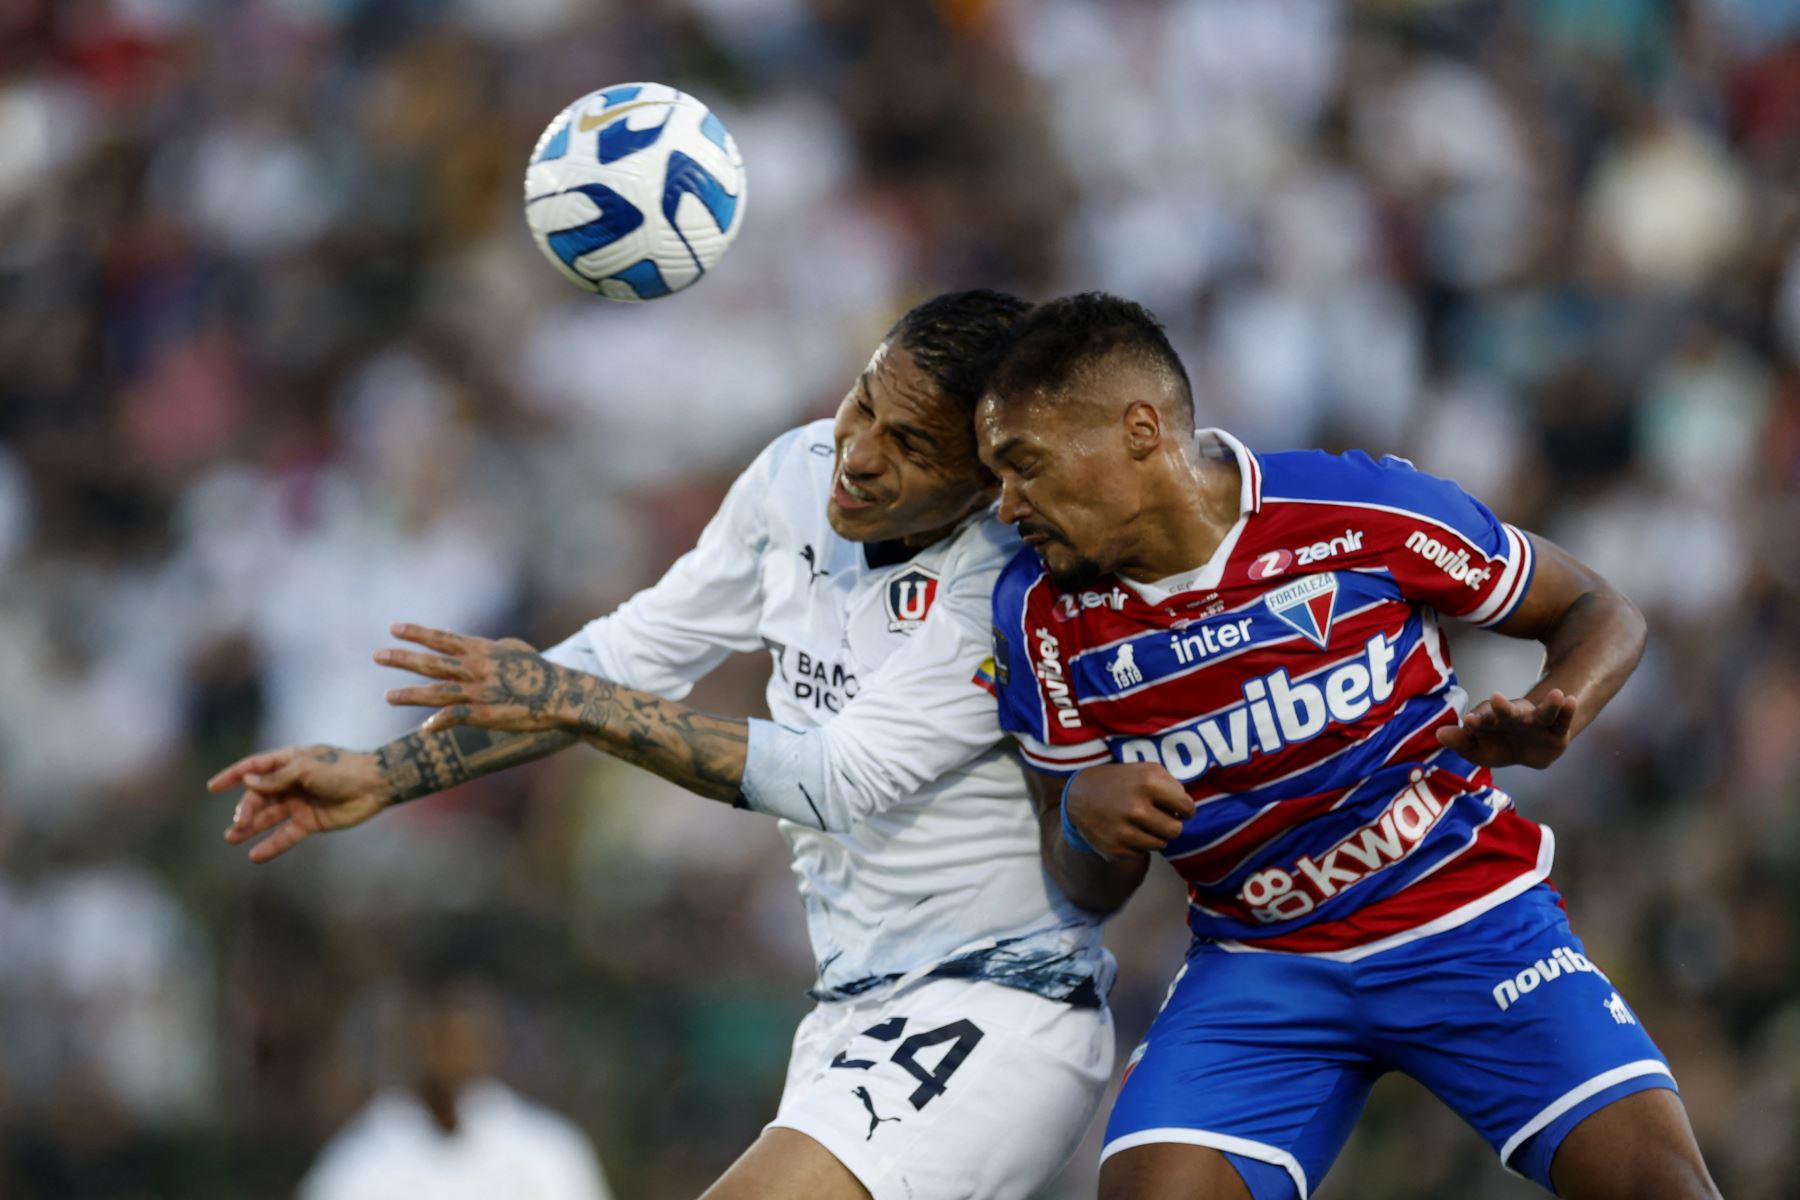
[
  {"xmin": 827, "ymin": 289, "xmax": 1031, "ymax": 545},
  {"xmin": 977, "ymin": 292, "xmax": 1197, "ymax": 589}
]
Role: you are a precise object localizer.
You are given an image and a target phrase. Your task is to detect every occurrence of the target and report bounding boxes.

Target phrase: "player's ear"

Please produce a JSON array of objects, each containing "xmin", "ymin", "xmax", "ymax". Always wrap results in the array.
[{"xmin": 1123, "ymin": 400, "xmax": 1163, "ymax": 460}]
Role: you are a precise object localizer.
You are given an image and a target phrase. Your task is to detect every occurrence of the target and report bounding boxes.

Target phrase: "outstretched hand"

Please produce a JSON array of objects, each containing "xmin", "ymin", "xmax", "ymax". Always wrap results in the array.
[
  {"xmin": 208, "ymin": 745, "xmax": 390, "ymax": 863},
  {"xmin": 1435, "ymin": 688, "xmax": 1579, "ymax": 769},
  {"xmin": 376, "ymin": 624, "xmax": 589, "ymax": 735}
]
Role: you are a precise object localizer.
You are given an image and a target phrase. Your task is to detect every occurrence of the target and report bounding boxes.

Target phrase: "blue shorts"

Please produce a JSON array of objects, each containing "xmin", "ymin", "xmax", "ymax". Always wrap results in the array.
[{"xmin": 1102, "ymin": 884, "xmax": 1675, "ymax": 1198}]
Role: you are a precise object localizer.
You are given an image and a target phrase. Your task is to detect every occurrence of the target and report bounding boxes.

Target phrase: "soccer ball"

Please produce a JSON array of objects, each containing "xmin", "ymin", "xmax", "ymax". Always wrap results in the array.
[{"xmin": 523, "ymin": 83, "xmax": 747, "ymax": 301}]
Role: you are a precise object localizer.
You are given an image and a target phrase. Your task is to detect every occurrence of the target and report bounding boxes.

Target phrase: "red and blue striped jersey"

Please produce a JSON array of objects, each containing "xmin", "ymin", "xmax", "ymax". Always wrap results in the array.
[{"xmin": 990, "ymin": 430, "xmax": 1551, "ymax": 959}]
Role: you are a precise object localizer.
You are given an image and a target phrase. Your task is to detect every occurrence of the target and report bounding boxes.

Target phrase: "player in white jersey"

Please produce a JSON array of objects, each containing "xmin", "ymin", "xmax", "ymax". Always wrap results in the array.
[{"xmin": 209, "ymin": 292, "xmax": 1115, "ymax": 1200}]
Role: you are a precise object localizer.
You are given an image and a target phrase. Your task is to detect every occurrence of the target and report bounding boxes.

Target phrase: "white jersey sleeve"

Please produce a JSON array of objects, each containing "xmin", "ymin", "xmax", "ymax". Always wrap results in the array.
[
  {"xmin": 531, "ymin": 420, "xmax": 1110, "ymax": 1000},
  {"xmin": 543, "ymin": 438, "xmax": 777, "ymax": 700},
  {"xmin": 739, "ymin": 527, "xmax": 1005, "ymax": 831}
]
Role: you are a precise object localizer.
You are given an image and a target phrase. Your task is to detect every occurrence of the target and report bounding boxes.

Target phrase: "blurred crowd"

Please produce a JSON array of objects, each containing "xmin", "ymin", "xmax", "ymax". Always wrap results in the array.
[{"xmin": 1, "ymin": 0, "xmax": 1796, "ymax": 1196}]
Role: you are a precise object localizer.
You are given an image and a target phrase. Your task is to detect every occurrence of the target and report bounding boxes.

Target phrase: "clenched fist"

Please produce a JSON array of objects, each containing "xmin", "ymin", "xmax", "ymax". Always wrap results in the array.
[{"xmin": 1063, "ymin": 761, "xmax": 1196, "ymax": 859}]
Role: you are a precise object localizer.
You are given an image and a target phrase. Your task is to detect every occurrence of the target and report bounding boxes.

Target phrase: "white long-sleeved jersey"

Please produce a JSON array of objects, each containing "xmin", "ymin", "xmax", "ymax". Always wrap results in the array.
[{"xmin": 546, "ymin": 421, "xmax": 1110, "ymax": 1003}]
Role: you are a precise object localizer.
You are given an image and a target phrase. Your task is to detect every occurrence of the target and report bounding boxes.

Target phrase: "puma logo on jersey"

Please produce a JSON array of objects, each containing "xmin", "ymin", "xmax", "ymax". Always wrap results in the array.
[
  {"xmin": 853, "ymin": 1086, "xmax": 902, "ymax": 1139},
  {"xmin": 1405, "ymin": 530, "xmax": 1493, "ymax": 589}
]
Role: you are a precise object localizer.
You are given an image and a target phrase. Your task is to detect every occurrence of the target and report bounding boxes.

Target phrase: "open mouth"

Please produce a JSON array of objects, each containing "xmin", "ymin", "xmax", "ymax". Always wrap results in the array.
[{"xmin": 832, "ymin": 471, "xmax": 883, "ymax": 511}]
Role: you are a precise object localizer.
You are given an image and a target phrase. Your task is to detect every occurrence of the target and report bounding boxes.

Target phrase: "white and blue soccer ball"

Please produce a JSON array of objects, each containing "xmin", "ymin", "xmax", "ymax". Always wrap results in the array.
[{"xmin": 523, "ymin": 82, "xmax": 746, "ymax": 301}]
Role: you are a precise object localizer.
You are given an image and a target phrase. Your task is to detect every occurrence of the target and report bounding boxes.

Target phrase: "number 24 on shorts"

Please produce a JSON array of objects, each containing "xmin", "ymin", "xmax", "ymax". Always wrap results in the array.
[{"xmin": 829, "ymin": 1017, "xmax": 985, "ymax": 1109}]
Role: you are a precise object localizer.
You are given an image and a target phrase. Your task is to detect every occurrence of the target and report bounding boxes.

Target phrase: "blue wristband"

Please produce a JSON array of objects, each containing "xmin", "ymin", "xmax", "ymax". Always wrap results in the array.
[{"xmin": 1060, "ymin": 772, "xmax": 1101, "ymax": 856}]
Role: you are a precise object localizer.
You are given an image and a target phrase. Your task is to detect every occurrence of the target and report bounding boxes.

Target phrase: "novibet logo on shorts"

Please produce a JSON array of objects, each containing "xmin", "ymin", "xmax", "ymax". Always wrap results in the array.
[{"xmin": 1490, "ymin": 946, "xmax": 1607, "ymax": 1011}]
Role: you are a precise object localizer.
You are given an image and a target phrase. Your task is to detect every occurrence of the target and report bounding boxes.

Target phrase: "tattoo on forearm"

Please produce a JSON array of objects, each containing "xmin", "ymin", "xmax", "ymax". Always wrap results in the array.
[
  {"xmin": 525, "ymin": 659, "xmax": 747, "ymax": 802},
  {"xmin": 575, "ymin": 685, "xmax": 748, "ymax": 802},
  {"xmin": 377, "ymin": 642, "xmax": 747, "ymax": 806},
  {"xmin": 375, "ymin": 726, "xmax": 576, "ymax": 805}
]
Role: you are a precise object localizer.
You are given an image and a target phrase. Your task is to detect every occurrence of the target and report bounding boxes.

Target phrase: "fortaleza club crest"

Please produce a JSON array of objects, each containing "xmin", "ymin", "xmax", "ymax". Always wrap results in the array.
[
  {"xmin": 1263, "ymin": 572, "xmax": 1338, "ymax": 648},
  {"xmin": 885, "ymin": 566, "xmax": 939, "ymax": 632}
]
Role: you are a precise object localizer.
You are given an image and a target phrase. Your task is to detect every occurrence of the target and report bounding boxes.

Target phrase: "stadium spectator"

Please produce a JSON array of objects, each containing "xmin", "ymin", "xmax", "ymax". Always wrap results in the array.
[{"xmin": 299, "ymin": 975, "xmax": 613, "ymax": 1200}]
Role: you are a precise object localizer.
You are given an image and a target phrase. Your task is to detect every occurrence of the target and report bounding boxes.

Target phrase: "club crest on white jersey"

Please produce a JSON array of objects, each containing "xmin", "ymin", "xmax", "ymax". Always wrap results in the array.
[{"xmin": 885, "ymin": 566, "xmax": 939, "ymax": 633}]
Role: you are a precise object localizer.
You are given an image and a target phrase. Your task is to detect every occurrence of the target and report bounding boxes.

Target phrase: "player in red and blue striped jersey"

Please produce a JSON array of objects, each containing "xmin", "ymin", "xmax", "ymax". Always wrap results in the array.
[
  {"xmin": 978, "ymin": 294, "xmax": 1717, "ymax": 1200},
  {"xmin": 998, "ymin": 437, "xmax": 1546, "ymax": 956}
]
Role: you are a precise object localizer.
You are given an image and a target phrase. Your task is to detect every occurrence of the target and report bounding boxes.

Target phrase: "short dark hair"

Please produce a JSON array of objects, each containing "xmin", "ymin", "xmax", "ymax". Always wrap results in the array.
[
  {"xmin": 886, "ymin": 289, "xmax": 1033, "ymax": 410},
  {"xmin": 987, "ymin": 292, "xmax": 1193, "ymax": 424}
]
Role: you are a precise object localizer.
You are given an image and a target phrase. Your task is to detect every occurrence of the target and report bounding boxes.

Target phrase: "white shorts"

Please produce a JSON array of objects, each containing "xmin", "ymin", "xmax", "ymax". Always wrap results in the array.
[{"xmin": 766, "ymin": 977, "xmax": 1113, "ymax": 1200}]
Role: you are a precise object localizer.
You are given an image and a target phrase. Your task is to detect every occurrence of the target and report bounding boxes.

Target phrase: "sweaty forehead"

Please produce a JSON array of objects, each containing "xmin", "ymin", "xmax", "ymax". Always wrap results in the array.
[{"xmin": 976, "ymin": 392, "xmax": 1051, "ymax": 456}]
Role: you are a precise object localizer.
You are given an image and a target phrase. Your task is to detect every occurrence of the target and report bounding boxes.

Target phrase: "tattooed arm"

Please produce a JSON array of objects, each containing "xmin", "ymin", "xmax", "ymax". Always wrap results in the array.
[
  {"xmin": 212, "ymin": 622, "xmax": 750, "ymax": 864},
  {"xmin": 378, "ymin": 624, "xmax": 749, "ymax": 803},
  {"xmin": 376, "ymin": 725, "xmax": 577, "ymax": 804},
  {"xmin": 210, "ymin": 721, "xmax": 579, "ymax": 864}
]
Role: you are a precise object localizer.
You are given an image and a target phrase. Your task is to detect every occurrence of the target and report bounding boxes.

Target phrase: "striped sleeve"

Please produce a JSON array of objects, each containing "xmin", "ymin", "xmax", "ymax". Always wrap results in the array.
[
  {"xmin": 1360, "ymin": 456, "xmax": 1536, "ymax": 628},
  {"xmin": 990, "ymin": 551, "xmax": 1112, "ymax": 778}
]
